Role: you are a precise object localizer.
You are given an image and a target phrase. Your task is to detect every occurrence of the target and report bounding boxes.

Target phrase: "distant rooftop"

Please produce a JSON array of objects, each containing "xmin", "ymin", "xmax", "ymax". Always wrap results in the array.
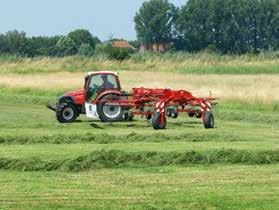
[{"xmin": 112, "ymin": 41, "xmax": 135, "ymax": 50}]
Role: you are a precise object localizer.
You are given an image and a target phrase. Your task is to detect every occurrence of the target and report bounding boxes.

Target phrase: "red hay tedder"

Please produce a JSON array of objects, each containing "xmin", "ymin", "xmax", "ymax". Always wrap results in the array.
[{"xmin": 47, "ymin": 71, "xmax": 217, "ymax": 130}]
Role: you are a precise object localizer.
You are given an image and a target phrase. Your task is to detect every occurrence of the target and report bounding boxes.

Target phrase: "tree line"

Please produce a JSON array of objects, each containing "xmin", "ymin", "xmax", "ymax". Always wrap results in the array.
[
  {"xmin": 0, "ymin": 0, "xmax": 278, "ymax": 57},
  {"xmin": 135, "ymin": 0, "xmax": 279, "ymax": 53},
  {"xmin": 0, "ymin": 29, "xmax": 100, "ymax": 57}
]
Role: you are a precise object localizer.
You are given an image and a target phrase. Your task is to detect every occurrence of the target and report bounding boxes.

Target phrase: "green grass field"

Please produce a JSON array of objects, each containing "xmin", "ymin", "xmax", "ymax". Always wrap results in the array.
[
  {"xmin": 1, "ymin": 166, "xmax": 279, "ymax": 210},
  {"xmin": 1, "ymin": 53, "xmax": 279, "ymax": 209},
  {"xmin": 1, "ymin": 77, "xmax": 279, "ymax": 209}
]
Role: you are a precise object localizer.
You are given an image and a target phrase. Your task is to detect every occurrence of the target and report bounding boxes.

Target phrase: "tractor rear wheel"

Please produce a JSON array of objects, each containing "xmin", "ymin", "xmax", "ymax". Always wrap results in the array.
[
  {"xmin": 152, "ymin": 112, "xmax": 166, "ymax": 130},
  {"xmin": 204, "ymin": 111, "xmax": 214, "ymax": 129},
  {"xmin": 97, "ymin": 94, "xmax": 124, "ymax": 122},
  {"xmin": 56, "ymin": 103, "xmax": 78, "ymax": 123}
]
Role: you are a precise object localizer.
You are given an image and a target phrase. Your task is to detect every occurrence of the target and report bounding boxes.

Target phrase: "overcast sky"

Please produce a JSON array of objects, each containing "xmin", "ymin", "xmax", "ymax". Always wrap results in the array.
[{"xmin": 0, "ymin": 0, "xmax": 185, "ymax": 40}]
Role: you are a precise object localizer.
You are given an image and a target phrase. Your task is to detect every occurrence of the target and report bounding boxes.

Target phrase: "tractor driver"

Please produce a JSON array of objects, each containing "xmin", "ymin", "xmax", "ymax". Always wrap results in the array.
[{"xmin": 101, "ymin": 74, "xmax": 114, "ymax": 90}]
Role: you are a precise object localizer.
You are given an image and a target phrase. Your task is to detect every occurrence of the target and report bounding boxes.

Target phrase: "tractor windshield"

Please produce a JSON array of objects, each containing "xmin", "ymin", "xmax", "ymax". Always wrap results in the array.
[{"xmin": 86, "ymin": 74, "xmax": 119, "ymax": 101}]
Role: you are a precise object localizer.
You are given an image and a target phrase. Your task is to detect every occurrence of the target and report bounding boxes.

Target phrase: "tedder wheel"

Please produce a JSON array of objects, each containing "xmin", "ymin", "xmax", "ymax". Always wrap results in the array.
[
  {"xmin": 166, "ymin": 109, "xmax": 172, "ymax": 117},
  {"xmin": 195, "ymin": 109, "xmax": 202, "ymax": 118},
  {"xmin": 171, "ymin": 110, "xmax": 178, "ymax": 119},
  {"xmin": 152, "ymin": 112, "xmax": 166, "ymax": 130},
  {"xmin": 123, "ymin": 111, "xmax": 134, "ymax": 121},
  {"xmin": 56, "ymin": 103, "xmax": 78, "ymax": 123},
  {"xmin": 188, "ymin": 112, "xmax": 195, "ymax": 118},
  {"xmin": 145, "ymin": 113, "xmax": 152, "ymax": 120},
  {"xmin": 128, "ymin": 112, "xmax": 134, "ymax": 121},
  {"xmin": 97, "ymin": 94, "xmax": 124, "ymax": 122},
  {"xmin": 204, "ymin": 111, "xmax": 215, "ymax": 129}
]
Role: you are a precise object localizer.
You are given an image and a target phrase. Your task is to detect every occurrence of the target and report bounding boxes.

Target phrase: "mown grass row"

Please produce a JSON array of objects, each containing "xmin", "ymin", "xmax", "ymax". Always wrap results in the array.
[
  {"xmin": 0, "ymin": 51, "xmax": 279, "ymax": 74},
  {"xmin": 0, "ymin": 149, "xmax": 278, "ymax": 172},
  {"xmin": 0, "ymin": 131, "xmax": 243, "ymax": 145}
]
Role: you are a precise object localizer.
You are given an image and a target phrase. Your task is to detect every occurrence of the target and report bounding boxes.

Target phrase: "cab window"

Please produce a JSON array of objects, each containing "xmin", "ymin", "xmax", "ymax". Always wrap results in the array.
[
  {"xmin": 86, "ymin": 74, "xmax": 119, "ymax": 101},
  {"xmin": 106, "ymin": 75, "xmax": 118, "ymax": 89}
]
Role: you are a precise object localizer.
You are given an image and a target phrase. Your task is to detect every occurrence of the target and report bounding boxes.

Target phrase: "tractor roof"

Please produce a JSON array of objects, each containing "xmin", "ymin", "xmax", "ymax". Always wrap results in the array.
[{"xmin": 87, "ymin": 71, "xmax": 119, "ymax": 76}]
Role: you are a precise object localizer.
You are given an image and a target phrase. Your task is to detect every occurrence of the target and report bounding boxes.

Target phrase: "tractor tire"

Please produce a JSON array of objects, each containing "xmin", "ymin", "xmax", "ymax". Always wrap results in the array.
[
  {"xmin": 123, "ymin": 112, "xmax": 134, "ymax": 121},
  {"xmin": 171, "ymin": 110, "xmax": 178, "ymax": 119},
  {"xmin": 204, "ymin": 111, "xmax": 214, "ymax": 129},
  {"xmin": 56, "ymin": 103, "xmax": 78, "ymax": 123},
  {"xmin": 152, "ymin": 112, "xmax": 166, "ymax": 130},
  {"xmin": 188, "ymin": 112, "xmax": 195, "ymax": 118},
  {"xmin": 128, "ymin": 113, "xmax": 134, "ymax": 121},
  {"xmin": 123, "ymin": 112, "xmax": 129, "ymax": 121},
  {"xmin": 195, "ymin": 109, "xmax": 202, "ymax": 118},
  {"xmin": 97, "ymin": 94, "xmax": 124, "ymax": 122},
  {"xmin": 166, "ymin": 109, "xmax": 172, "ymax": 117},
  {"xmin": 146, "ymin": 113, "xmax": 152, "ymax": 120}
]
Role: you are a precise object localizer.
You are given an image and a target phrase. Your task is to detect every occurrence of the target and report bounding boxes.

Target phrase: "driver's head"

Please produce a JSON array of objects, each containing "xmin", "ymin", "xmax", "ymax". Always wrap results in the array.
[{"xmin": 101, "ymin": 74, "xmax": 108, "ymax": 81}]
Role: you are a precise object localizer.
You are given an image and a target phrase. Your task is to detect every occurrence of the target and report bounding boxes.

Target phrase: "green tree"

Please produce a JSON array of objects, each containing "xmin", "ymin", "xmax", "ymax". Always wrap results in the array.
[
  {"xmin": 129, "ymin": 40, "xmax": 141, "ymax": 49},
  {"xmin": 134, "ymin": 0, "xmax": 177, "ymax": 49},
  {"xmin": 78, "ymin": 43, "xmax": 93, "ymax": 56},
  {"xmin": 256, "ymin": 0, "xmax": 279, "ymax": 51},
  {"xmin": 5, "ymin": 30, "xmax": 29, "ymax": 55},
  {"xmin": 176, "ymin": 0, "xmax": 279, "ymax": 53},
  {"xmin": 68, "ymin": 29, "xmax": 95, "ymax": 51},
  {"xmin": 96, "ymin": 43, "xmax": 133, "ymax": 60},
  {"xmin": 0, "ymin": 34, "xmax": 9, "ymax": 54},
  {"xmin": 28, "ymin": 36, "xmax": 61, "ymax": 56},
  {"xmin": 107, "ymin": 46, "xmax": 133, "ymax": 61},
  {"xmin": 175, "ymin": 0, "xmax": 211, "ymax": 51},
  {"xmin": 206, "ymin": 0, "xmax": 249, "ymax": 53},
  {"xmin": 55, "ymin": 36, "xmax": 77, "ymax": 56},
  {"xmin": 93, "ymin": 36, "xmax": 101, "ymax": 45},
  {"xmin": 272, "ymin": 0, "xmax": 279, "ymax": 49}
]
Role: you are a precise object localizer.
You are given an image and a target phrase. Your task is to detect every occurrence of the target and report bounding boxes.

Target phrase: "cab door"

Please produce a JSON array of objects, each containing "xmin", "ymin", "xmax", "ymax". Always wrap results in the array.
[{"xmin": 85, "ymin": 74, "xmax": 120, "ymax": 118}]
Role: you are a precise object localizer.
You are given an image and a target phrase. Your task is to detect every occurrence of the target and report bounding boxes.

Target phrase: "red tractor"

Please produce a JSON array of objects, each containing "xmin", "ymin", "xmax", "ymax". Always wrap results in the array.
[{"xmin": 47, "ymin": 71, "xmax": 217, "ymax": 130}]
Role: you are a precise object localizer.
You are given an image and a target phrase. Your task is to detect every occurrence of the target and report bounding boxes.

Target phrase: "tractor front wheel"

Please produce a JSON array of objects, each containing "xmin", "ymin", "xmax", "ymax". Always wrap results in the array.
[
  {"xmin": 152, "ymin": 112, "xmax": 166, "ymax": 130},
  {"xmin": 56, "ymin": 103, "xmax": 78, "ymax": 123}
]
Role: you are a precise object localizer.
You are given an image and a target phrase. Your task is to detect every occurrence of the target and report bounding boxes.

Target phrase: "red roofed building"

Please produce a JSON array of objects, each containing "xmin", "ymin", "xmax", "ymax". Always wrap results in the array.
[{"xmin": 112, "ymin": 41, "xmax": 136, "ymax": 50}]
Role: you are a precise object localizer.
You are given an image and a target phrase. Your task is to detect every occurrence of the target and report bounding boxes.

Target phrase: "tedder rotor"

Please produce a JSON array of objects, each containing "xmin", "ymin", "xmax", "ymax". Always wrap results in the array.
[{"xmin": 47, "ymin": 71, "xmax": 217, "ymax": 130}]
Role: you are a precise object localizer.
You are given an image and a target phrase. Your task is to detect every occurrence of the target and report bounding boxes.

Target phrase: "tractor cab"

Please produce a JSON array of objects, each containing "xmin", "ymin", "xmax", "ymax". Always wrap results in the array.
[
  {"xmin": 84, "ymin": 71, "xmax": 124, "ymax": 120},
  {"xmin": 85, "ymin": 71, "xmax": 121, "ymax": 102}
]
